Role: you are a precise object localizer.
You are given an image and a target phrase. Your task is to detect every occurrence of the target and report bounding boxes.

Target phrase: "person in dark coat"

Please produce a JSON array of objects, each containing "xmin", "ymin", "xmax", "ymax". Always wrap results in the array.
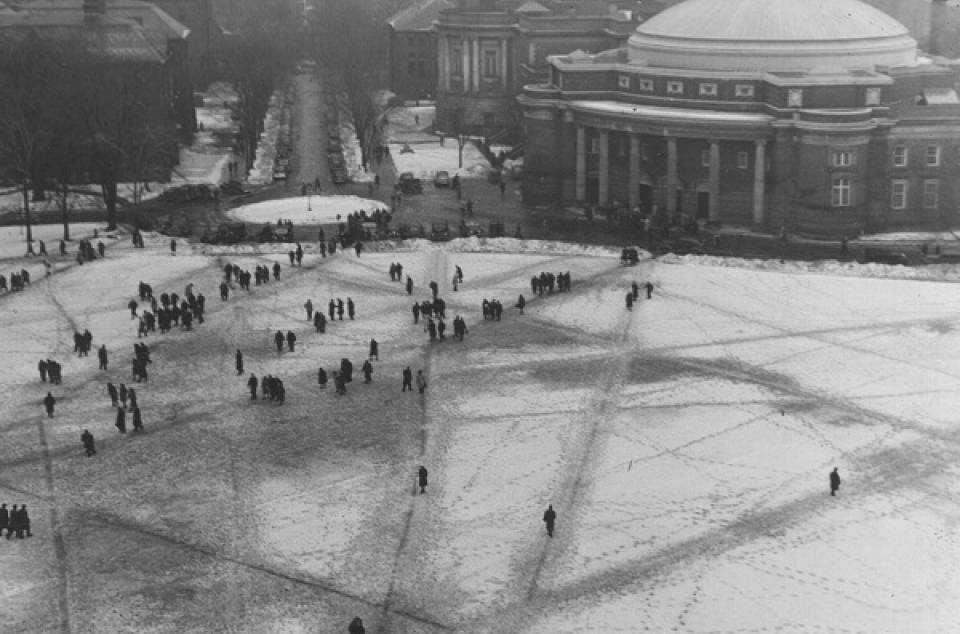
[
  {"xmin": 43, "ymin": 392, "xmax": 56, "ymax": 417},
  {"xmin": 418, "ymin": 465, "xmax": 428, "ymax": 494},
  {"xmin": 272, "ymin": 261, "xmax": 281, "ymax": 280},
  {"xmin": 361, "ymin": 360, "xmax": 373, "ymax": 383},
  {"xmin": 97, "ymin": 241, "xmax": 105, "ymax": 257},
  {"xmin": 107, "ymin": 382, "xmax": 118, "ymax": 406},
  {"xmin": 406, "ymin": 276, "xmax": 413, "ymax": 295},
  {"xmin": 416, "ymin": 370, "xmax": 427, "ymax": 394},
  {"xmin": 170, "ymin": 239, "xmax": 177, "ymax": 255},
  {"xmin": 317, "ymin": 367, "xmax": 327, "ymax": 388},
  {"xmin": 119, "ymin": 383, "xmax": 128, "ymax": 407},
  {"xmin": 347, "ymin": 298, "xmax": 355, "ymax": 320},
  {"xmin": 369, "ymin": 338, "xmax": 378, "ymax": 360},
  {"xmin": 402, "ymin": 366, "xmax": 413, "ymax": 392},
  {"xmin": 631, "ymin": 281, "xmax": 639, "ymax": 300},
  {"xmin": 115, "ymin": 406, "xmax": 127, "ymax": 433},
  {"xmin": 248, "ymin": 374, "xmax": 258, "ymax": 400},
  {"xmin": 17, "ymin": 505, "xmax": 30, "ymax": 538},
  {"xmin": 645, "ymin": 281, "xmax": 654, "ymax": 299},
  {"xmin": 336, "ymin": 298, "xmax": 344, "ymax": 320},
  {"xmin": 543, "ymin": 504, "xmax": 556, "ymax": 537},
  {"xmin": 0, "ymin": 503, "xmax": 8, "ymax": 537},
  {"xmin": 236, "ymin": 350, "xmax": 244, "ymax": 375},
  {"xmin": 39, "ymin": 359, "xmax": 48, "ymax": 382},
  {"xmin": 274, "ymin": 330, "xmax": 284, "ymax": 352},
  {"xmin": 132, "ymin": 406, "xmax": 143, "ymax": 432},
  {"xmin": 626, "ymin": 292, "xmax": 634, "ymax": 310},
  {"xmin": 6, "ymin": 505, "xmax": 17, "ymax": 539},
  {"xmin": 516, "ymin": 294, "xmax": 525, "ymax": 314},
  {"xmin": 286, "ymin": 330, "xmax": 297, "ymax": 352},
  {"xmin": 328, "ymin": 299, "xmax": 335, "ymax": 321},
  {"xmin": 412, "ymin": 302, "xmax": 421, "ymax": 324},
  {"xmin": 830, "ymin": 467, "xmax": 841, "ymax": 496},
  {"xmin": 98, "ymin": 345, "xmax": 108, "ymax": 370},
  {"xmin": 304, "ymin": 299, "xmax": 313, "ymax": 320},
  {"xmin": 81, "ymin": 429, "xmax": 96, "ymax": 456},
  {"xmin": 348, "ymin": 617, "xmax": 365, "ymax": 634}
]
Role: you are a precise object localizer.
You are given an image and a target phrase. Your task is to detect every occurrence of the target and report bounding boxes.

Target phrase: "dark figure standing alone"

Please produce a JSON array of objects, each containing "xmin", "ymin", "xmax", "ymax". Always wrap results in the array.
[
  {"xmin": 98, "ymin": 345, "xmax": 108, "ymax": 370},
  {"xmin": 418, "ymin": 465, "xmax": 428, "ymax": 494},
  {"xmin": 402, "ymin": 366, "xmax": 413, "ymax": 392},
  {"xmin": 274, "ymin": 330, "xmax": 284, "ymax": 352},
  {"xmin": 543, "ymin": 504, "xmax": 556, "ymax": 537},
  {"xmin": 348, "ymin": 617, "xmax": 365, "ymax": 634},
  {"xmin": 43, "ymin": 392, "xmax": 56, "ymax": 417},
  {"xmin": 645, "ymin": 281, "xmax": 654, "ymax": 299},
  {"xmin": 830, "ymin": 467, "xmax": 841, "ymax": 496},
  {"xmin": 81, "ymin": 429, "xmax": 96, "ymax": 456}
]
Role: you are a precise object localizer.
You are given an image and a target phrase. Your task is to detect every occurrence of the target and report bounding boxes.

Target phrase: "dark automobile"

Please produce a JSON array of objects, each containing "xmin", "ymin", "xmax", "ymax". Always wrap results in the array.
[
  {"xmin": 860, "ymin": 248, "xmax": 910, "ymax": 266},
  {"xmin": 398, "ymin": 172, "xmax": 423, "ymax": 195},
  {"xmin": 431, "ymin": 221, "xmax": 451, "ymax": 241},
  {"xmin": 621, "ymin": 247, "xmax": 639, "ymax": 265},
  {"xmin": 434, "ymin": 170, "xmax": 451, "ymax": 188},
  {"xmin": 660, "ymin": 237, "xmax": 705, "ymax": 255}
]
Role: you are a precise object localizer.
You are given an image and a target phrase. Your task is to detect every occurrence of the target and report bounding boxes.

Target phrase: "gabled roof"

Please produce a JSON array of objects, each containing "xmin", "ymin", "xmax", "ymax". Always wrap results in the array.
[{"xmin": 388, "ymin": 0, "xmax": 453, "ymax": 32}]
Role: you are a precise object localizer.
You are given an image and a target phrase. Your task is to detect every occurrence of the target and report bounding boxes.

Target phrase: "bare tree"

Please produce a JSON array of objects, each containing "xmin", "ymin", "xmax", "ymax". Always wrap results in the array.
[{"xmin": 0, "ymin": 38, "xmax": 63, "ymax": 251}]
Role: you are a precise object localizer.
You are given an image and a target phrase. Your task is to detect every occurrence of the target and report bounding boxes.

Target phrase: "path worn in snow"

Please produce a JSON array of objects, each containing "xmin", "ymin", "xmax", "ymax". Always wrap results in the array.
[{"xmin": 1, "ymin": 234, "xmax": 959, "ymax": 632}]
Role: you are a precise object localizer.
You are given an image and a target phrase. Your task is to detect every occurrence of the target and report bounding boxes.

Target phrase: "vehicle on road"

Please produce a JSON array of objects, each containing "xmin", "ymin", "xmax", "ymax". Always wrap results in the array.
[
  {"xmin": 431, "ymin": 221, "xmax": 451, "ymax": 241},
  {"xmin": 202, "ymin": 222, "xmax": 248, "ymax": 244},
  {"xmin": 460, "ymin": 220, "xmax": 483, "ymax": 237},
  {"xmin": 434, "ymin": 170, "xmax": 451, "ymax": 188},
  {"xmin": 398, "ymin": 172, "xmax": 423, "ymax": 195},
  {"xmin": 621, "ymin": 247, "xmax": 640, "ymax": 265},
  {"xmin": 860, "ymin": 248, "xmax": 910, "ymax": 266}
]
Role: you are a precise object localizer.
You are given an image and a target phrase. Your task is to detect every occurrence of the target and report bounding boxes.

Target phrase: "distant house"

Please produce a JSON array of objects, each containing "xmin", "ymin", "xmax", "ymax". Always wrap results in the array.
[{"xmin": 388, "ymin": 0, "xmax": 453, "ymax": 103}]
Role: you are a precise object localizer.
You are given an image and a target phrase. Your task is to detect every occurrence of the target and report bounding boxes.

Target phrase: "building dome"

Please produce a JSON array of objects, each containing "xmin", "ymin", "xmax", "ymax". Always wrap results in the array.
[{"xmin": 628, "ymin": 0, "xmax": 917, "ymax": 72}]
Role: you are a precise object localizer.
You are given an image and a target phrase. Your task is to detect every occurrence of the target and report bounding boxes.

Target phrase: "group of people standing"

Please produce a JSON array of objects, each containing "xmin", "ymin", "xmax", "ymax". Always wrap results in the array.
[{"xmin": 0, "ymin": 504, "xmax": 31, "ymax": 539}]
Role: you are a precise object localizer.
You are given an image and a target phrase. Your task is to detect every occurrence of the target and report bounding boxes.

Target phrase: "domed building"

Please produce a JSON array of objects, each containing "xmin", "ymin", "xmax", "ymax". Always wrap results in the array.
[{"xmin": 518, "ymin": 0, "xmax": 960, "ymax": 236}]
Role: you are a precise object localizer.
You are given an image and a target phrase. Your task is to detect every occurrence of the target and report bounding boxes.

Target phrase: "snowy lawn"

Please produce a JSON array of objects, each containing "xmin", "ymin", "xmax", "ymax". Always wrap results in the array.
[
  {"xmin": 1, "ymin": 224, "xmax": 959, "ymax": 631},
  {"xmin": 390, "ymin": 140, "xmax": 491, "ymax": 181}
]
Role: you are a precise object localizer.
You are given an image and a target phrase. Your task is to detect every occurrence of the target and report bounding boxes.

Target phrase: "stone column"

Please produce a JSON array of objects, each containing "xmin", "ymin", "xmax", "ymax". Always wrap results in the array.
[
  {"xmin": 461, "ymin": 38, "xmax": 469, "ymax": 93},
  {"xmin": 628, "ymin": 135, "xmax": 640, "ymax": 208},
  {"xmin": 576, "ymin": 126, "xmax": 586, "ymax": 201},
  {"xmin": 472, "ymin": 37, "xmax": 480, "ymax": 92},
  {"xmin": 753, "ymin": 139, "xmax": 766, "ymax": 225},
  {"xmin": 500, "ymin": 38, "xmax": 508, "ymax": 88},
  {"xmin": 439, "ymin": 37, "xmax": 449, "ymax": 92},
  {"xmin": 598, "ymin": 130, "xmax": 609, "ymax": 206},
  {"xmin": 708, "ymin": 139, "xmax": 720, "ymax": 221},
  {"xmin": 666, "ymin": 136, "xmax": 678, "ymax": 215}
]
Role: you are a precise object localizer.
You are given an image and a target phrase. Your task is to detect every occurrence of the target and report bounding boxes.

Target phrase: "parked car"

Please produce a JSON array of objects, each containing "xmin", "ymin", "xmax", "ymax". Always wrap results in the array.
[
  {"xmin": 431, "ymin": 221, "xmax": 451, "ymax": 241},
  {"xmin": 398, "ymin": 172, "xmax": 423, "ymax": 195},
  {"xmin": 860, "ymin": 248, "xmax": 910, "ymax": 266},
  {"xmin": 272, "ymin": 166, "xmax": 288, "ymax": 181},
  {"xmin": 434, "ymin": 170, "xmax": 451, "ymax": 188},
  {"xmin": 460, "ymin": 220, "xmax": 483, "ymax": 237},
  {"xmin": 621, "ymin": 247, "xmax": 640, "ymax": 265},
  {"xmin": 659, "ymin": 237, "xmax": 704, "ymax": 255}
]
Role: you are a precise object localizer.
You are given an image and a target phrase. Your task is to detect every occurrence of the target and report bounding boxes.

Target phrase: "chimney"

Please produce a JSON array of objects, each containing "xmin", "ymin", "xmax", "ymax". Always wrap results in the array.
[{"xmin": 83, "ymin": 0, "xmax": 106, "ymax": 21}]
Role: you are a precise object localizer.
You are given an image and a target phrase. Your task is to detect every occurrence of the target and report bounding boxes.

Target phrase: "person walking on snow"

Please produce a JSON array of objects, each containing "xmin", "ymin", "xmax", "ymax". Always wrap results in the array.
[
  {"xmin": 416, "ymin": 370, "xmax": 427, "ymax": 394},
  {"xmin": 98, "ymin": 345, "xmax": 108, "ymax": 370},
  {"xmin": 402, "ymin": 366, "xmax": 413, "ymax": 392},
  {"xmin": 236, "ymin": 350, "xmax": 244, "ymax": 375},
  {"xmin": 274, "ymin": 330, "xmax": 284, "ymax": 352},
  {"xmin": 170, "ymin": 239, "xmax": 177, "ymax": 255},
  {"xmin": 43, "ymin": 392, "xmax": 55, "ymax": 417},
  {"xmin": 369, "ymin": 338, "xmax": 378, "ymax": 360},
  {"xmin": 543, "ymin": 504, "xmax": 557, "ymax": 537},
  {"xmin": 645, "ymin": 281, "xmax": 654, "ymax": 299},
  {"xmin": 81, "ymin": 429, "xmax": 96, "ymax": 456},
  {"xmin": 304, "ymin": 299, "xmax": 313, "ymax": 320},
  {"xmin": 418, "ymin": 466, "xmax": 428, "ymax": 494},
  {"xmin": 830, "ymin": 467, "xmax": 841, "ymax": 496}
]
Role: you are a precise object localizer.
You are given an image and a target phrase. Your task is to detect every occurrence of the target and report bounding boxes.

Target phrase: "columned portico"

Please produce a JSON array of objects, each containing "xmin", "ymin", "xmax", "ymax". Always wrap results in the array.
[
  {"xmin": 666, "ymin": 136, "xmax": 678, "ymax": 215},
  {"xmin": 628, "ymin": 135, "xmax": 640, "ymax": 208},
  {"xmin": 753, "ymin": 139, "xmax": 766, "ymax": 225},
  {"xmin": 597, "ymin": 130, "xmax": 609, "ymax": 206},
  {"xmin": 575, "ymin": 126, "xmax": 586, "ymax": 201},
  {"xmin": 708, "ymin": 140, "xmax": 720, "ymax": 221}
]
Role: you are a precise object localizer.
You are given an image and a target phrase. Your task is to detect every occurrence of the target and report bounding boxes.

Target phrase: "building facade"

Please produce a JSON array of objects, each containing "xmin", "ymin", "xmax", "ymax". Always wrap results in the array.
[
  {"xmin": 388, "ymin": 0, "xmax": 451, "ymax": 103},
  {"xmin": 433, "ymin": 0, "xmax": 635, "ymax": 138},
  {"xmin": 519, "ymin": 0, "xmax": 960, "ymax": 236}
]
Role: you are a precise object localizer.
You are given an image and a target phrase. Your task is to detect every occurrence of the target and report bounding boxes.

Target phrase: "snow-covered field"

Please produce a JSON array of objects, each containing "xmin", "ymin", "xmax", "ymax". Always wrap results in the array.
[
  {"xmin": 227, "ymin": 195, "xmax": 386, "ymax": 225},
  {"xmin": 2, "ymin": 217, "xmax": 960, "ymax": 631}
]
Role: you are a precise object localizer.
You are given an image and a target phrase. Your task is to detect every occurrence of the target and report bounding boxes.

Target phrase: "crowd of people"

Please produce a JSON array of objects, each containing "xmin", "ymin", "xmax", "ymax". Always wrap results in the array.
[{"xmin": 0, "ymin": 504, "xmax": 32, "ymax": 539}]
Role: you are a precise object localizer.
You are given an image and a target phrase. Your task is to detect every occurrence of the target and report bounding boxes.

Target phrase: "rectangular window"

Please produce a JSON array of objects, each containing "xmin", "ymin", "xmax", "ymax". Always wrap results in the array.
[
  {"xmin": 737, "ymin": 151, "xmax": 749, "ymax": 169},
  {"xmin": 637, "ymin": 78, "xmax": 654, "ymax": 91},
  {"xmin": 926, "ymin": 145, "xmax": 941, "ymax": 167},
  {"xmin": 923, "ymin": 179, "xmax": 939, "ymax": 208},
  {"xmin": 831, "ymin": 177, "xmax": 851, "ymax": 207},
  {"xmin": 482, "ymin": 49, "xmax": 498, "ymax": 77},
  {"xmin": 891, "ymin": 180, "xmax": 908, "ymax": 210},
  {"xmin": 788, "ymin": 88, "xmax": 803, "ymax": 107},
  {"xmin": 865, "ymin": 87, "xmax": 882, "ymax": 106},
  {"xmin": 832, "ymin": 150, "xmax": 854, "ymax": 167},
  {"xmin": 618, "ymin": 75, "xmax": 630, "ymax": 89},
  {"xmin": 735, "ymin": 84, "xmax": 755, "ymax": 98},
  {"xmin": 892, "ymin": 146, "xmax": 908, "ymax": 167},
  {"xmin": 667, "ymin": 80, "xmax": 683, "ymax": 95},
  {"xmin": 699, "ymin": 82, "xmax": 718, "ymax": 96},
  {"xmin": 640, "ymin": 143, "xmax": 649, "ymax": 160},
  {"xmin": 700, "ymin": 149, "xmax": 710, "ymax": 167},
  {"xmin": 451, "ymin": 48, "xmax": 463, "ymax": 75}
]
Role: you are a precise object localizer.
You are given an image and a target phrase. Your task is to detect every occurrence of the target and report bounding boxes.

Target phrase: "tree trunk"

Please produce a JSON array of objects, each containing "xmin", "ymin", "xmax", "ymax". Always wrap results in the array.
[
  {"xmin": 21, "ymin": 182, "xmax": 34, "ymax": 252},
  {"xmin": 60, "ymin": 182, "xmax": 70, "ymax": 241},
  {"xmin": 102, "ymin": 180, "xmax": 118, "ymax": 230}
]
